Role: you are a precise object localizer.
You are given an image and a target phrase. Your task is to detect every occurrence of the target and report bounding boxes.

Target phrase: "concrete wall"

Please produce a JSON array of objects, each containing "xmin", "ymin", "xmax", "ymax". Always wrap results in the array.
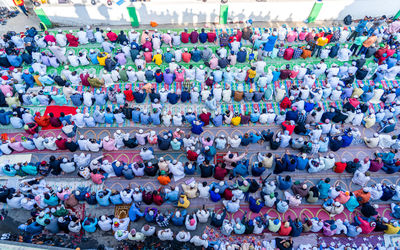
[{"xmin": 40, "ymin": 0, "xmax": 400, "ymax": 26}]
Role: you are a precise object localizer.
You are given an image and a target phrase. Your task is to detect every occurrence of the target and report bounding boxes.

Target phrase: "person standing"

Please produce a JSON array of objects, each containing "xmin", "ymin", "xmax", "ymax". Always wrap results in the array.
[{"xmin": 13, "ymin": 0, "xmax": 28, "ymax": 16}]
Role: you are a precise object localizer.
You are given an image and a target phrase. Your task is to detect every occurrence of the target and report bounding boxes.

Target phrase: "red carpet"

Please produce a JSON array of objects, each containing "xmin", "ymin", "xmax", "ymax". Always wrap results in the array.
[{"xmin": 42, "ymin": 105, "xmax": 77, "ymax": 130}]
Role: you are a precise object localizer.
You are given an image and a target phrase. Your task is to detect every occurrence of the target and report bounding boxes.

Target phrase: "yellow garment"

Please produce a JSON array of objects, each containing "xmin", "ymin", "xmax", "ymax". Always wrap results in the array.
[
  {"xmin": 384, "ymin": 224, "xmax": 400, "ymax": 234},
  {"xmin": 97, "ymin": 53, "xmax": 108, "ymax": 66},
  {"xmin": 177, "ymin": 195, "xmax": 190, "ymax": 209},
  {"xmin": 231, "ymin": 116, "xmax": 241, "ymax": 126},
  {"xmin": 247, "ymin": 69, "xmax": 256, "ymax": 79},
  {"xmin": 316, "ymin": 37, "xmax": 328, "ymax": 46},
  {"xmin": 6, "ymin": 97, "xmax": 20, "ymax": 107},
  {"xmin": 363, "ymin": 116, "xmax": 376, "ymax": 129},
  {"xmin": 33, "ymin": 75, "xmax": 42, "ymax": 86},
  {"xmin": 181, "ymin": 184, "xmax": 198, "ymax": 199},
  {"xmin": 152, "ymin": 54, "xmax": 162, "ymax": 65},
  {"xmin": 351, "ymin": 87, "xmax": 364, "ymax": 98}
]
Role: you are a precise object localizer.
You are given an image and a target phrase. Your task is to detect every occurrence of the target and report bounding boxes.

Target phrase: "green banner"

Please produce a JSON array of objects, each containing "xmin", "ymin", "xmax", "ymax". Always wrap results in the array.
[
  {"xmin": 395, "ymin": 9, "xmax": 400, "ymax": 19},
  {"xmin": 219, "ymin": 5, "xmax": 228, "ymax": 25},
  {"xmin": 127, "ymin": 7, "xmax": 139, "ymax": 27},
  {"xmin": 34, "ymin": 8, "xmax": 52, "ymax": 28},
  {"xmin": 307, "ymin": 2, "xmax": 323, "ymax": 23}
]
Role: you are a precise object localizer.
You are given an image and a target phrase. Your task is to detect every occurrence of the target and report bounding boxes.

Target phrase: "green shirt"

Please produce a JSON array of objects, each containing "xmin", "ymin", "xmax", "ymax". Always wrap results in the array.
[{"xmin": 354, "ymin": 35, "xmax": 368, "ymax": 46}]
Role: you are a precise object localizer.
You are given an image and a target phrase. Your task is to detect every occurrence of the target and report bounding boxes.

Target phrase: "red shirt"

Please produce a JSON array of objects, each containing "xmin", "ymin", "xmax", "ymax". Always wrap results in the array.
[
  {"xmin": 44, "ymin": 35, "xmax": 56, "ymax": 43},
  {"xmin": 35, "ymin": 115, "xmax": 50, "ymax": 127},
  {"xmin": 187, "ymin": 150, "xmax": 198, "ymax": 161},
  {"xmin": 223, "ymin": 188, "xmax": 233, "ymax": 200},
  {"xmin": 142, "ymin": 191, "xmax": 153, "ymax": 205},
  {"xmin": 236, "ymin": 30, "xmax": 242, "ymax": 41},
  {"xmin": 153, "ymin": 194, "xmax": 163, "ymax": 206},
  {"xmin": 144, "ymin": 52, "xmax": 152, "ymax": 63},
  {"xmin": 199, "ymin": 112, "xmax": 211, "ymax": 126},
  {"xmin": 55, "ymin": 138, "xmax": 67, "ymax": 150},
  {"xmin": 80, "ymin": 73, "xmax": 90, "ymax": 86},
  {"xmin": 91, "ymin": 173, "xmax": 104, "ymax": 184},
  {"xmin": 280, "ymin": 97, "xmax": 292, "ymax": 109},
  {"xmin": 182, "ymin": 52, "xmax": 191, "ymax": 63},
  {"xmin": 369, "ymin": 160, "xmax": 383, "ymax": 172},
  {"xmin": 207, "ymin": 32, "xmax": 217, "ymax": 42},
  {"xmin": 334, "ymin": 162, "xmax": 346, "ymax": 173},
  {"xmin": 375, "ymin": 48, "xmax": 386, "ymax": 59},
  {"xmin": 181, "ymin": 32, "xmax": 190, "ymax": 43},
  {"xmin": 279, "ymin": 224, "xmax": 292, "ymax": 236},
  {"xmin": 283, "ymin": 48, "xmax": 294, "ymax": 60},
  {"xmin": 281, "ymin": 121, "xmax": 295, "ymax": 135},
  {"xmin": 124, "ymin": 89, "xmax": 134, "ymax": 102},
  {"xmin": 142, "ymin": 41, "xmax": 152, "ymax": 52},
  {"xmin": 66, "ymin": 34, "xmax": 79, "ymax": 47},
  {"xmin": 315, "ymin": 32, "xmax": 325, "ymax": 38},
  {"xmin": 214, "ymin": 166, "xmax": 228, "ymax": 180},
  {"xmin": 325, "ymin": 34, "xmax": 333, "ymax": 43},
  {"xmin": 107, "ymin": 32, "xmax": 118, "ymax": 42}
]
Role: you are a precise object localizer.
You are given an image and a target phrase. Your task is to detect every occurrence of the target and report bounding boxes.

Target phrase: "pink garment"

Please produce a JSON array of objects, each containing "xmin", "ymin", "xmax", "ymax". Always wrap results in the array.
[
  {"xmin": 174, "ymin": 69, "xmax": 185, "ymax": 83},
  {"xmin": 286, "ymin": 31, "xmax": 298, "ymax": 43},
  {"xmin": 103, "ymin": 139, "xmax": 117, "ymax": 151},
  {"xmin": 209, "ymin": 56, "xmax": 218, "ymax": 69},
  {"xmin": 349, "ymin": 98, "xmax": 360, "ymax": 108},
  {"xmin": 9, "ymin": 142, "xmax": 25, "ymax": 152},
  {"xmin": 223, "ymin": 152, "xmax": 246, "ymax": 169},
  {"xmin": 57, "ymin": 190, "xmax": 71, "ymax": 201},
  {"xmin": 322, "ymin": 223, "xmax": 336, "ymax": 236},
  {"xmin": 335, "ymin": 191, "xmax": 350, "ymax": 204},
  {"xmin": 298, "ymin": 31, "xmax": 307, "ymax": 41},
  {"xmin": 161, "ymin": 34, "xmax": 172, "ymax": 45},
  {"xmin": 0, "ymin": 85, "xmax": 13, "ymax": 97},
  {"xmin": 201, "ymin": 138, "xmax": 213, "ymax": 147},
  {"xmin": 147, "ymin": 135, "xmax": 158, "ymax": 144},
  {"xmin": 388, "ymin": 21, "xmax": 400, "ymax": 34},
  {"xmin": 115, "ymin": 53, "xmax": 126, "ymax": 65},
  {"xmin": 91, "ymin": 173, "xmax": 104, "ymax": 184},
  {"xmin": 173, "ymin": 131, "xmax": 184, "ymax": 139}
]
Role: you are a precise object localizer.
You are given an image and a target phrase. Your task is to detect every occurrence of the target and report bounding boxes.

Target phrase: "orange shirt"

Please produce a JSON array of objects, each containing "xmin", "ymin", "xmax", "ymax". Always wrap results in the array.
[
  {"xmin": 353, "ymin": 189, "xmax": 371, "ymax": 204},
  {"xmin": 362, "ymin": 36, "xmax": 377, "ymax": 48},
  {"xmin": 33, "ymin": 75, "xmax": 42, "ymax": 86},
  {"xmin": 301, "ymin": 47, "xmax": 311, "ymax": 59},
  {"xmin": 158, "ymin": 175, "xmax": 171, "ymax": 185}
]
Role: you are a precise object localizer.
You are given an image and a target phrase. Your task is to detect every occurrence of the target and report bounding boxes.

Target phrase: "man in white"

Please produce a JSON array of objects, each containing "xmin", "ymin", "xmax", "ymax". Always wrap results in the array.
[
  {"xmin": 56, "ymin": 30, "xmax": 67, "ymax": 47},
  {"xmin": 67, "ymin": 51, "xmax": 80, "ymax": 67},
  {"xmin": 48, "ymin": 42, "xmax": 67, "ymax": 64},
  {"xmin": 385, "ymin": 61, "xmax": 400, "ymax": 80},
  {"xmin": 77, "ymin": 28, "xmax": 89, "ymax": 44},
  {"xmin": 337, "ymin": 44, "xmax": 352, "ymax": 61}
]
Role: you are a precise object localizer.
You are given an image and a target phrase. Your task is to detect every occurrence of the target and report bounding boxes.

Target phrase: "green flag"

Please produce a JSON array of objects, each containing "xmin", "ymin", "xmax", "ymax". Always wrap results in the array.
[
  {"xmin": 219, "ymin": 5, "xmax": 228, "ymax": 25},
  {"xmin": 127, "ymin": 7, "xmax": 139, "ymax": 27},
  {"xmin": 34, "ymin": 8, "xmax": 52, "ymax": 28},
  {"xmin": 307, "ymin": 2, "xmax": 323, "ymax": 23}
]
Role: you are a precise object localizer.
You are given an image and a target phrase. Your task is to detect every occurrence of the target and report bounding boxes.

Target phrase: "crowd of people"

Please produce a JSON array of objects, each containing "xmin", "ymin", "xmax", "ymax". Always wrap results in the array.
[{"xmin": 0, "ymin": 14, "xmax": 399, "ymax": 249}]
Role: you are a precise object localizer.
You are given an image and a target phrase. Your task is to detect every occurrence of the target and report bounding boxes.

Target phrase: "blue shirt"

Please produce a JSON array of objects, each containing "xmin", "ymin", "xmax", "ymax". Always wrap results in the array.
[
  {"xmin": 104, "ymin": 113, "xmax": 114, "ymax": 124},
  {"xmin": 22, "ymin": 73, "xmax": 35, "ymax": 86},
  {"xmin": 132, "ymin": 110, "xmax": 141, "ymax": 123},
  {"xmin": 213, "ymin": 70, "xmax": 223, "ymax": 83},
  {"xmin": 212, "ymin": 115, "xmax": 223, "ymax": 127},
  {"xmin": 88, "ymin": 53, "xmax": 99, "ymax": 64},
  {"xmin": 250, "ymin": 113, "xmax": 260, "ymax": 123},
  {"xmin": 199, "ymin": 33, "xmax": 208, "ymax": 43},
  {"xmin": 272, "ymin": 71, "xmax": 281, "ymax": 82},
  {"xmin": 355, "ymin": 20, "xmax": 368, "ymax": 33},
  {"xmin": 150, "ymin": 112, "xmax": 161, "ymax": 125}
]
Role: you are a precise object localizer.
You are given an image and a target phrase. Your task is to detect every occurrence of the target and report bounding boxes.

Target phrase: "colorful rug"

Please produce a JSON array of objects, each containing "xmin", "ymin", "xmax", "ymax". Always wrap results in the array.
[
  {"xmin": 43, "ymin": 105, "xmax": 78, "ymax": 130},
  {"xmin": 114, "ymin": 204, "xmax": 130, "ymax": 218},
  {"xmin": 209, "ymin": 204, "xmax": 394, "ymax": 222},
  {"xmin": 103, "ymin": 150, "xmax": 141, "ymax": 164}
]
